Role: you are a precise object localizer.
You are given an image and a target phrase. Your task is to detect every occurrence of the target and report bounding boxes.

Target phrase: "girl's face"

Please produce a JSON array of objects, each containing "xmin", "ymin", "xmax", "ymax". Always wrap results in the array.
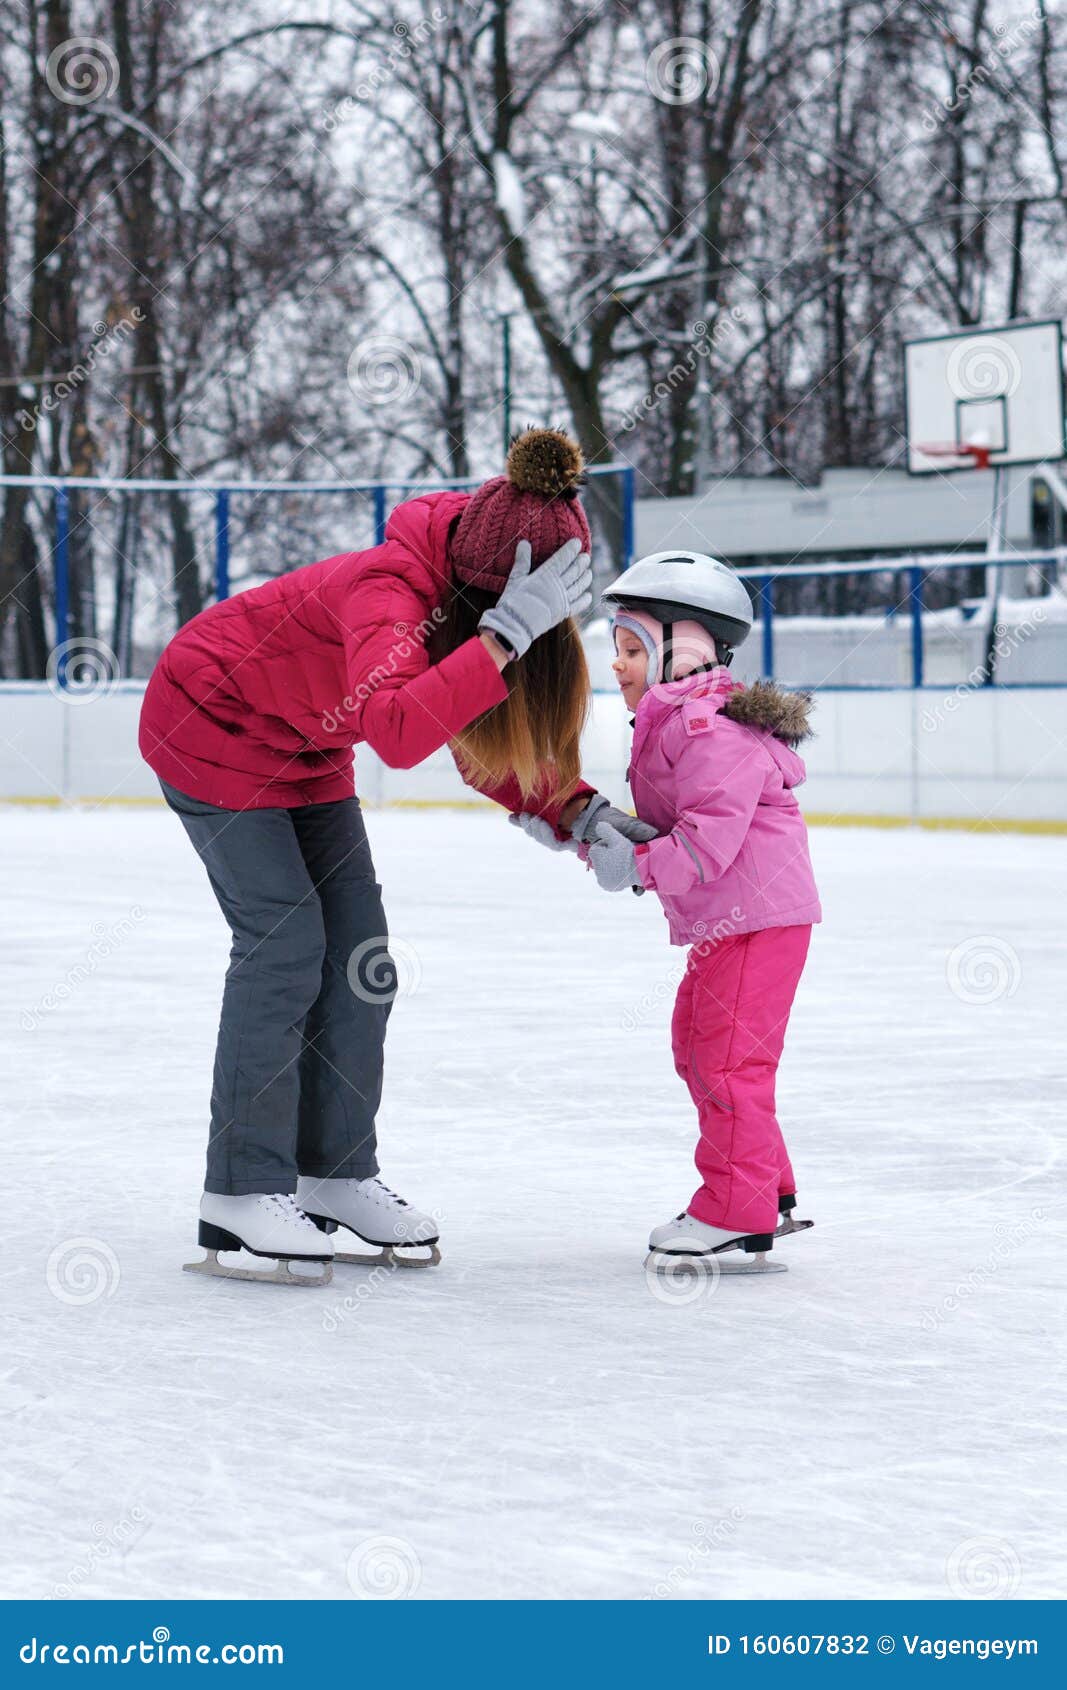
[{"xmin": 612, "ymin": 628, "xmax": 651, "ymax": 710}]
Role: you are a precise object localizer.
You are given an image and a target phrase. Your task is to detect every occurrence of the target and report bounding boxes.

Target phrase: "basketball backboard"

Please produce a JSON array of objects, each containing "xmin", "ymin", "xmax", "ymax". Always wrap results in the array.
[{"xmin": 904, "ymin": 318, "xmax": 1065, "ymax": 474}]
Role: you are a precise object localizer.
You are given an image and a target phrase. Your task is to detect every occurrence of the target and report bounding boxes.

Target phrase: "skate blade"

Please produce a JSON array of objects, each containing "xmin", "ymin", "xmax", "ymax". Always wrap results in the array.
[
  {"xmin": 183, "ymin": 1249, "xmax": 333, "ymax": 1287},
  {"xmin": 334, "ymin": 1242, "xmax": 442, "ymax": 1270},
  {"xmin": 775, "ymin": 1216, "xmax": 814, "ymax": 1239},
  {"xmin": 645, "ymin": 1250, "xmax": 787, "ymax": 1277}
]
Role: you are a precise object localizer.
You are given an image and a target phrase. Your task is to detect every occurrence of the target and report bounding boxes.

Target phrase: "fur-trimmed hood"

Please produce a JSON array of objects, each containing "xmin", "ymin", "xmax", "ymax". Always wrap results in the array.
[
  {"xmin": 721, "ymin": 678, "xmax": 814, "ymax": 746},
  {"xmin": 625, "ymin": 666, "xmax": 822, "ymax": 945}
]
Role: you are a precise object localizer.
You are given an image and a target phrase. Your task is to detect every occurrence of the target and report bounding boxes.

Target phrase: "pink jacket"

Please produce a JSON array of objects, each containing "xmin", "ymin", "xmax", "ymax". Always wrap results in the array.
[
  {"xmin": 139, "ymin": 489, "xmax": 591, "ymax": 825},
  {"xmin": 628, "ymin": 669, "xmax": 822, "ymax": 945}
]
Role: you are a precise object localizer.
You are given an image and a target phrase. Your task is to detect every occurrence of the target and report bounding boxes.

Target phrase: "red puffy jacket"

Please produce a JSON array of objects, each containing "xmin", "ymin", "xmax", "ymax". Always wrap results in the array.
[{"xmin": 138, "ymin": 488, "xmax": 591, "ymax": 824}]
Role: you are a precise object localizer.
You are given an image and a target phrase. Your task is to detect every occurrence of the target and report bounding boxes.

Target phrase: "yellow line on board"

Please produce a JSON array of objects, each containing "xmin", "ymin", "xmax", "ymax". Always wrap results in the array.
[
  {"xmin": 803, "ymin": 812, "xmax": 1067, "ymax": 836},
  {"xmin": 2, "ymin": 795, "xmax": 1064, "ymax": 834}
]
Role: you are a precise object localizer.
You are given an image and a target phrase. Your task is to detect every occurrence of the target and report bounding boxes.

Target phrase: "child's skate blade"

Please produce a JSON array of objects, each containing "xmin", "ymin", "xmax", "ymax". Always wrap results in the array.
[
  {"xmin": 775, "ymin": 1215, "xmax": 814, "ymax": 1239},
  {"xmin": 183, "ymin": 1249, "xmax": 332, "ymax": 1287},
  {"xmin": 645, "ymin": 1249, "xmax": 787, "ymax": 1276}
]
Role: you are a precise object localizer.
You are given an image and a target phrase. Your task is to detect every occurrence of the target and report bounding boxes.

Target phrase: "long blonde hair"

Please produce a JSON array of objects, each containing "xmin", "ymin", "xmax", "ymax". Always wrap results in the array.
[{"xmin": 432, "ymin": 583, "xmax": 589, "ymax": 804}]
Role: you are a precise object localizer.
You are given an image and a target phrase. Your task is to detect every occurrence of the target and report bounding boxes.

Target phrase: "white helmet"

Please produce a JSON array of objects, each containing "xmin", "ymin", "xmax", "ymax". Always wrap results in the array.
[{"xmin": 602, "ymin": 550, "xmax": 753, "ymax": 654}]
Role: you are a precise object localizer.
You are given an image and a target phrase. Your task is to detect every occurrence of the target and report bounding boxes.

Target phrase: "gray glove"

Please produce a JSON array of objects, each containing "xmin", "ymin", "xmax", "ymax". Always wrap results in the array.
[
  {"xmin": 568, "ymin": 791, "xmax": 658, "ymax": 846},
  {"xmin": 588, "ymin": 820, "xmax": 642, "ymax": 892},
  {"xmin": 508, "ymin": 812, "xmax": 580, "ymax": 854},
  {"xmin": 479, "ymin": 538, "xmax": 592, "ymax": 660}
]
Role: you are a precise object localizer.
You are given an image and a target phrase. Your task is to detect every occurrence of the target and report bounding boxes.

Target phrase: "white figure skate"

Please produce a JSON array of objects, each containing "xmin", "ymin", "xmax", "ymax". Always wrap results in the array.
[
  {"xmin": 647, "ymin": 1211, "xmax": 793, "ymax": 1276},
  {"xmin": 184, "ymin": 1192, "xmax": 334, "ymax": 1286},
  {"xmin": 295, "ymin": 1176, "xmax": 441, "ymax": 1269}
]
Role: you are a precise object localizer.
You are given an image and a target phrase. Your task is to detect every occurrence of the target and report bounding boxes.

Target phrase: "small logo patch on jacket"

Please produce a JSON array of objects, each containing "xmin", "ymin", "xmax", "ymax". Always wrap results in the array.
[{"xmin": 683, "ymin": 712, "xmax": 714, "ymax": 734}]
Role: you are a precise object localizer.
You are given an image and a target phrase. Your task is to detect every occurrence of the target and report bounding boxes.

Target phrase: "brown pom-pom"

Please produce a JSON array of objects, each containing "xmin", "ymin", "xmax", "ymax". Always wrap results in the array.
[{"xmin": 505, "ymin": 427, "xmax": 586, "ymax": 498}]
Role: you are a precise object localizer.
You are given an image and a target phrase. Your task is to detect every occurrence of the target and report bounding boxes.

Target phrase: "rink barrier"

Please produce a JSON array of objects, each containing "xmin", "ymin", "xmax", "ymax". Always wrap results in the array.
[
  {"xmin": 3, "ymin": 675, "xmax": 1065, "ymax": 825},
  {"xmin": 2, "ymin": 794, "xmax": 1065, "ymax": 835}
]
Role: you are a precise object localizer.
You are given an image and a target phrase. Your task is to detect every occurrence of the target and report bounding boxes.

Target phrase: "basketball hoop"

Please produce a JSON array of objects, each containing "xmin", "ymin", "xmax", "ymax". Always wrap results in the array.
[{"xmin": 914, "ymin": 441, "xmax": 994, "ymax": 471}]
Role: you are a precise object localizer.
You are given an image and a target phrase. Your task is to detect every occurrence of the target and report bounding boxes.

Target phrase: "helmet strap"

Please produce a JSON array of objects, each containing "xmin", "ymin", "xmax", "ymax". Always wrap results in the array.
[{"xmin": 662, "ymin": 622, "xmax": 674, "ymax": 682}]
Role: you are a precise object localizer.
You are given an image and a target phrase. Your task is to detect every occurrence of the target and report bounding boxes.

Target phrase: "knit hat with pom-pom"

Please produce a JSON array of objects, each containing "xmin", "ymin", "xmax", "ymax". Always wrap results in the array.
[{"xmin": 449, "ymin": 426, "xmax": 592, "ymax": 594}]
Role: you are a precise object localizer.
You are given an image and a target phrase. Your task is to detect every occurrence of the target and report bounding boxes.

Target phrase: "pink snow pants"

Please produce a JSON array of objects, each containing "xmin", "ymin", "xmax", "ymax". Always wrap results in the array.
[{"xmin": 671, "ymin": 924, "xmax": 812, "ymax": 1237}]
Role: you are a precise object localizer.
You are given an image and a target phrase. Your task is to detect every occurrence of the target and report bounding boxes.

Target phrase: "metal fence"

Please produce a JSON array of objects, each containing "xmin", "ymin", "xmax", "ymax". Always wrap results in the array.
[
  {"xmin": 3, "ymin": 470, "xmax": 1065, "ymax": 689},
  {"xmin": 736, "ymin": 549, "xmax": 1067, "ymax": 689},
  {"xmin": 0, "ymin": 465, "xmax": 636, "ymax": 683}
]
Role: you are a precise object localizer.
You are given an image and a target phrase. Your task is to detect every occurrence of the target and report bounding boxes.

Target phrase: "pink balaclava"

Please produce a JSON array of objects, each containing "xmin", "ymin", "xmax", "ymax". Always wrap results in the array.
[{"xmin": 612, "ymin": 608, "xmax": 721, "ymax": 688}]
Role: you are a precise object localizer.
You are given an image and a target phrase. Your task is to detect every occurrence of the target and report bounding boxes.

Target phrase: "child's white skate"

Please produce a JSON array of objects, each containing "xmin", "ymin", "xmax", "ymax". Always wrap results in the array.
[
  {"xmin": 647, "ymin": 1212, "xmax": 792, "ymax": 1276},
  {"xmin": 295, "ymin": 1176, "xmax": 441, "ymax": 1269},
  {"xmin": 184, "ymin": 1193, "xmax": 334, "ymax": 1286}
]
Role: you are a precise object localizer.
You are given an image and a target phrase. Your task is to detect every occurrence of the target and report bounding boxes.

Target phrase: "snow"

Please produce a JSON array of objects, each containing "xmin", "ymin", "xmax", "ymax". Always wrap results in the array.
[
  {"xmin": 567, "ymin": 112, "xmax": 623, "ymax": 141},
  {"xmin": 492, "ymin": 152, "xmax": 527, "ymax": 235},
  {"xmin": 612, "ymin": 227, "xmax": 701, "ymax": 294},
  {"xmin": 3, "ymin": 807, "xmax": 1065, "ymax": 1601}
]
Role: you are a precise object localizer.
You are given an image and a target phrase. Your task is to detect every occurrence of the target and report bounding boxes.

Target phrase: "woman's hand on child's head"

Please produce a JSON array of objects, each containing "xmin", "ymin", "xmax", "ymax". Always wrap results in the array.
[
  {"xmin": 588, "ymin": 821, "xmax": 642, "ymax": 892},
  {"xmin": 478, "ymin": 537, "xmax": 592, "ymax": 660}
]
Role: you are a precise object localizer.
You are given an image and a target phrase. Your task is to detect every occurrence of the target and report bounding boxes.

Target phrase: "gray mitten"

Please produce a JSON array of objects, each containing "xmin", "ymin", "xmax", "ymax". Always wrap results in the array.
[
  {"xmin": 479, "ymin": 538, "xmax": 593, "ymax": 660},
  {"xmin": 508, "ymin": 812, "xmax": 581, "ymax": 854},
  {"xmin": 568, "ymin": 792, "xmax": 658, "ymax": 846},
  {"xmin": 588, "ymin": 820, "xmax": 642, "ymax": 892}
]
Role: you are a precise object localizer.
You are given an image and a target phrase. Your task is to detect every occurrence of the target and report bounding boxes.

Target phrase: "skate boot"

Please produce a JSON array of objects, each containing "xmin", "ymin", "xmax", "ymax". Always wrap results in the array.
[
  {"xmin": 295, "ymin": 1176, "xmax": 441, "ymax": 1269},
  {"xmin": 184, "ymin": 1193, "xmax": 334, "ymax": 1286},
  {"xmin": 647, "ymin": 1212, "xmax": 786, "ymax": 1276},
  {"xmin": 776, "ymin": 1192, "xmax": 815, "ymax": 1239}
]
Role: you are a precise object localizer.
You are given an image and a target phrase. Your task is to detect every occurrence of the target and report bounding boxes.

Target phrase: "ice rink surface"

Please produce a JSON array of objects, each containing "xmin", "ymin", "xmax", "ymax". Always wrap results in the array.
[{"xmin": 3, "ymin": 805, "xmax": 1064, "ymax": 1601}]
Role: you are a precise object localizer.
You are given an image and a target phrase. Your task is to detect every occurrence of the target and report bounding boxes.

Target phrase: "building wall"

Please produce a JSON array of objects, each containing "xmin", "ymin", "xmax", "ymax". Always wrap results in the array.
[{"xmin": 634, "ymin": 465, "xmax": 1041, "ymax": 560}]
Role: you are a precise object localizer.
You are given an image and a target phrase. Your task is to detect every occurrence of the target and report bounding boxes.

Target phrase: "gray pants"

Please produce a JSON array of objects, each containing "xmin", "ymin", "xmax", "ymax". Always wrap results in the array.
[{"xmin": 160, "ymin": 779, "xmax": 391, "ymax": 1194}]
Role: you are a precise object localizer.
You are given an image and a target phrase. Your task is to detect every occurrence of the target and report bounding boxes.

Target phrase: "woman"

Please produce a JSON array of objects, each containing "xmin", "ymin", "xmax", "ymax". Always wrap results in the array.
[{"xmin": 140, "ymin": 428, "xmax": 645, "ymax": 1284}]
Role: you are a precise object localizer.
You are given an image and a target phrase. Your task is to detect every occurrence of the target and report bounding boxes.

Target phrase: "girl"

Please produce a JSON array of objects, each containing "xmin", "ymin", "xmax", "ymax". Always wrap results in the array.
[
  {"xmin": 139, "ymin": 428, "xmax": 644, "ymax": 1284},
  {"xmin": 526, "ymin": 550, "xmax": 821, "ymax": 1273}
]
